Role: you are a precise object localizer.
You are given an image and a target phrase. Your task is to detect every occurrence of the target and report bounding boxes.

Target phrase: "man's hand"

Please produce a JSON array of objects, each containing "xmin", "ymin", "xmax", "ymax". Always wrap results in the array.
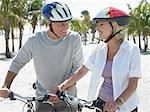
[{"xmin": 0, "ymin": 87, "xmax": 10, "ymax": 98}]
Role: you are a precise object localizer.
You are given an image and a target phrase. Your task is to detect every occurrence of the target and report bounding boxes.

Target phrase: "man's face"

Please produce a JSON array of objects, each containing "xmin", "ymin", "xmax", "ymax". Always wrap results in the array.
[{"xmin": 52, "ymin": 21, "xmax": 69, "ymax": 38}]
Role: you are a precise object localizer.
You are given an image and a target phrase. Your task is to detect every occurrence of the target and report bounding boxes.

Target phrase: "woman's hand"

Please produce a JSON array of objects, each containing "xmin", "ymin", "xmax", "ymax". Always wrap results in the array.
[
  {"xmin": 58, "ymin": 81, "xmax": 75, "ymax": 92},
  {"xmin": 103, "ymin": 101, "xmax": 119, "ymax": 112},
  {"xmin": 48, "ymin": 81, "xmax": 75, "ymax": 104},
  {"xmin": 49, "ymin": 86, "xmax": 60, "ymax": 103},
  {"xmin": 58, "ymin": 80, "xmax": 69, "ymax": 92},
  {"xmin": 49, "ymin": 94, "xmax": 60, "ymax": 104}
]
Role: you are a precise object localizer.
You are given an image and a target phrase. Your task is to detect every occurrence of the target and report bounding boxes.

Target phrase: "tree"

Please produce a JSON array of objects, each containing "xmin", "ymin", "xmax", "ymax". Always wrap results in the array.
[
  {"xmin": 27, "ymin": 0, "xmax": 43, "ymax": 33},
  {"xmin": 81, "ymin": 10, "xmax": 91, "ymax": 45},
  {"xmin": 0, "ymin": 0, "xmax": 14, "ymax": 58},
  {"xmin": 70, "ymin": 19, "xmax": 88, "ymax": 45},
  {"xmin": 127, "ymin": 4, "xmax": 137, "ymax": 44},
  {"xmin": 11, "ymin": 0, "xmax": 28, "ymax": 49},
  {"xmin": 140, "ymin": 0, "xmax": 150, "ymax": 52},
  {"xmin": 128, "ymin": 0, "xmax": 150, "ymax": 51},
  {"xmin": 89, "ymin": 21, "xmax": 98, "ymax": 44}
]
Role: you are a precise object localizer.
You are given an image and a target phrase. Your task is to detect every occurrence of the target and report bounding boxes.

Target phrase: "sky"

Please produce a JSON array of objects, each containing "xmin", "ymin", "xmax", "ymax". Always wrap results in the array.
[{"xmin": 45, "ymin": 0, "xmax": 150, "ymax": 19}]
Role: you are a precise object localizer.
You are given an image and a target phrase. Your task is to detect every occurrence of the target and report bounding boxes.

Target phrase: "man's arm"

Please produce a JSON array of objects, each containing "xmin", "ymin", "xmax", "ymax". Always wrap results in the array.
[
  {"xmin": 2, "ymin": 71, "xmax": 17, "ymax": 89},
  {"xmin": 0, "ymin": 71, "xmax": 17, "ymax": 98}
]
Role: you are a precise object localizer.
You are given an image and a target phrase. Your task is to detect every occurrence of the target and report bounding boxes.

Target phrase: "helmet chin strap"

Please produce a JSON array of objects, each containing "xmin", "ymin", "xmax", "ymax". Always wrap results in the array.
[
  {"xmin": 104, "ymin": 22, "xmax": 122, "ymax": 43},
  {"xmin": 49, "ymin": 23, "xmax": 61, "ymax": 38}
]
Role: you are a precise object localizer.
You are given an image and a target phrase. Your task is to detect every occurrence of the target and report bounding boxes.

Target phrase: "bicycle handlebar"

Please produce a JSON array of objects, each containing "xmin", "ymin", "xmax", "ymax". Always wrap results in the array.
[
  {"xmin": 8, "ymin": 91, "xmax": 51, "ymax": 103},
  {"xmin": 56, "ymin": 91, "xmax": 102, "ymax": 112},
  {"xmin": 7, "ymin": 91, "xmax": 53, "ymax": 112},
  {"xmin": 7, "ymin": 91, "xmax": 102, "ymax": 112}
]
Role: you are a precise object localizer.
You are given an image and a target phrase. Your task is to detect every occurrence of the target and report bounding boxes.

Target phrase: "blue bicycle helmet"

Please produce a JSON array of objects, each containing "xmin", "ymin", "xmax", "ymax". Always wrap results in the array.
[{"xmin": 42, "ymin": 2, "xmax": 72, "ymax": 22}]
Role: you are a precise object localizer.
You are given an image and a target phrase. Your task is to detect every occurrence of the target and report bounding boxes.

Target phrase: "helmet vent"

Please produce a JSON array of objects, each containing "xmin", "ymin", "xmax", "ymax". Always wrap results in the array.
[
  {"xmin": 56, "ymin": 10, "xmax": 63, "ymax": 18},
  {"xmin": 65, "ymin": 4, "xmax": 72, "ymax": 16},
  {"xmin": 62, "ymin": 8, "xmax": 68, "ymax": 17}
]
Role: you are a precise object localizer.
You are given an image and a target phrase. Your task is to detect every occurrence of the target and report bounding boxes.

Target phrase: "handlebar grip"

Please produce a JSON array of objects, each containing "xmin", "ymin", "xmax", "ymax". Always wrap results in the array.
[
  {"xmin": 92, "ymin": 99, "xmax": 104, "ymax": 111},
  {"xmin": 56, "ymin": 91, "xmax": 65, "ymax": 100},
  {"xmin": 37, "ymin": 95, "xmax": 50, "ymax": 102},
  {"xmin": 9, "ymin": 92, "xmax": 16, "ymax": 100},
  {"xmin": 32, "ymin": 83, "xmax": 36, "ymax": 90}
]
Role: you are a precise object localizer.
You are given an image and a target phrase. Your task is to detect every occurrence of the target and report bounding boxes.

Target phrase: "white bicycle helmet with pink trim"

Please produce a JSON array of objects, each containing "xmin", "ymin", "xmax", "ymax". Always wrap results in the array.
[{"xmin": 93, "ymin": 7, "xmax": 130, "ymax": 26}]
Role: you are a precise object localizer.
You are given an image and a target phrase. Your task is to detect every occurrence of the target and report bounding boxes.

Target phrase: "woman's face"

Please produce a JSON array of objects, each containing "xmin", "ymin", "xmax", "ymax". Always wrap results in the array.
[
  {"xmin": 97, "ymin": 21, "xmax": 113, "ymax": 40},
  {"xmin": 52, "ymin": 21, "xmax": 69, "ymax": 38}
]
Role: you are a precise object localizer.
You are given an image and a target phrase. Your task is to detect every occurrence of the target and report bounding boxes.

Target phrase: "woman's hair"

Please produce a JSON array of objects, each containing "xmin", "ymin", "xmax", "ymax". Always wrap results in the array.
[{"xmin": 113, "ymin": 22, "xmax": 126, "ymax": 42}]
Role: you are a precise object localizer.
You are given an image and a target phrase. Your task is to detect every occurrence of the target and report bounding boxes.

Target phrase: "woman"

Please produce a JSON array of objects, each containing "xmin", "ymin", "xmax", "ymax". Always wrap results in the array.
[{"xmin": 59, "ymin": 7, "xmax": 142, "ymax": 112}]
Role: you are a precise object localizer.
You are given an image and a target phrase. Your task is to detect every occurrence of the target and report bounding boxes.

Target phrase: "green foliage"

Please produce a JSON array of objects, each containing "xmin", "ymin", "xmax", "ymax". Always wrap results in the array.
[
  {"xmin": 70, "ymin": 19, "xmax": 88, "ymax": 34},
  {"xmin": 27, "ymin": 0, "xmax": 43, "ymax": 33},
  {"xmin": 128, "ymin": 0, "xmax": 150, "ymax": 37},
  {"xmin": 27, "ymin": 0, "xmax": 43, "ymax": 12}
]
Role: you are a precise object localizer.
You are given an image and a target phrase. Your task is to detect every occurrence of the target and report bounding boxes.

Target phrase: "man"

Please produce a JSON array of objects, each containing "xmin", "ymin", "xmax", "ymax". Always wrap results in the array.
[{"xmin": 0, "ymin": 2, "xmax": 83, "ymax": 112}]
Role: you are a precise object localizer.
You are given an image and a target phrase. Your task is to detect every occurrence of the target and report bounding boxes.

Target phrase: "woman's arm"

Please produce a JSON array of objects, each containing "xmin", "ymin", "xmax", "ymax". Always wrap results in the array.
[
  {"xmin": 115, "ymin": 46, "xmax": 141, "ymax": 106},
  {"xmin": 59, "ymin": 65, "xmax": 89, "ymax": 91},
  {"xmin": 115, "ymin": 77, "xmax": 139, "ymax": 106},
  {"xmin": 104, "ymin": 77, "xmax": 140, "ymax": 111}
]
